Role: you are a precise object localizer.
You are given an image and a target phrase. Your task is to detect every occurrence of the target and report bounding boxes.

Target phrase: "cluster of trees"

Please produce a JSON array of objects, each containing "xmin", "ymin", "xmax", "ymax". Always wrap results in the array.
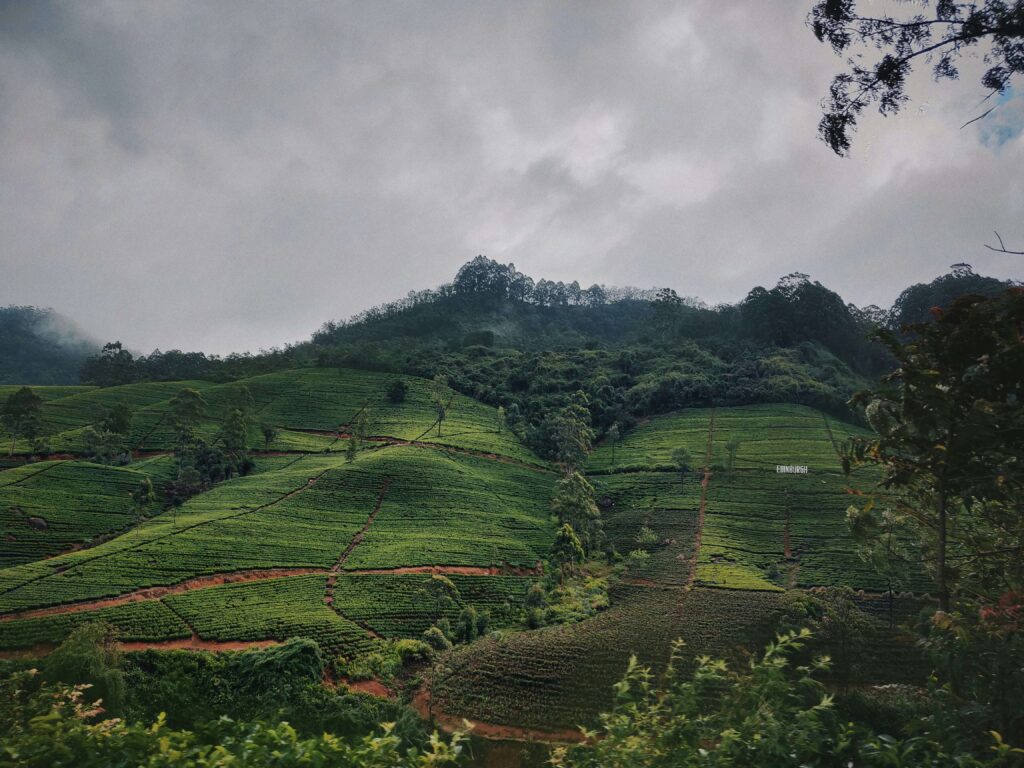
[
  {"xmin": 164, "ymin": 386, "xmax": 255, "ymax": 510},
  {"xmin": 415, "ymin": 576, "xmax": 492, "ymax": 653},
  {"xmin": 1, "ymin": 386, "xmax": 43, "ymax": 456},
  {"xmin": 0, "ymin": 626, "xmax": 461, "ymax": 767},
  {"xmin": 64, "ymin": 262, "xmax": 1015, "ymax": 473},
  {"xmin": 78, "ymin": 341, "xmax": 316, "ymax": 388},
  {"xmin": 453, "ymin": 255, "xmax": 614, "ymax": 307},
  {"xmin": 846, "ymin": 288, "xmax": 1023, "ymax": 610},
  {"xmin": 82, "ymin": 403, "xmax": 133, "ymax": 465}
]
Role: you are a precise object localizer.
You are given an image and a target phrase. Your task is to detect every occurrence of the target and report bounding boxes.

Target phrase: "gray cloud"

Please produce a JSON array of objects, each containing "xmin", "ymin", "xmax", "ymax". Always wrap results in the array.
[{"xmin": 1, "ymin": 0, "xmax": 1021, "ymax": 354}]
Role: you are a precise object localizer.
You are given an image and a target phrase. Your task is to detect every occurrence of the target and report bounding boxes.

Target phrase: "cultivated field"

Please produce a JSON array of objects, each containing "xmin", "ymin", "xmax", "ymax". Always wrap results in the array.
[{"xmin": 0, "ymin": 382, "xmax": 929, "ymax": 738}]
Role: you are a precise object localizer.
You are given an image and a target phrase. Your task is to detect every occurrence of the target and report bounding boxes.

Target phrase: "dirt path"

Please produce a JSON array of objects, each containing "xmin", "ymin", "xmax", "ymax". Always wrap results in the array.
[
  {"xmin": 328, "ymin": 477, "xmax": 391, "ymax": 576},
  {"xmin": 1, "ymin": 562, "xmax": 542, "ymax": 625},
  {"xmin": 324, "ymin": 478, "xmax": 391, "ymax": 637},
  {"xmin": 684, "ymin": 409, "xmax": 716, "ymax": 588},
  {"xmin": 0, "ymin": 459, "xmax": 69, "ymax": 488},
  {"xmin": 411, "ymin": 688, "xmax": 586, "ymax": 745},
  {"xmin": 118, "ymin": 633, "xmax": 281, "ymax": 653},
  {"xmin": 340, "ymin": 563, "xmax": 543, "ymax": 577},
  {"xmin": 0, "ymin": 568, "xmax": 328, "ymax": 623},
  {"xmin": 0, "ymin": 468, "xmax": 332, "ymax": 602},
  {"xmin": 0, "ymin": 633, "xmax": 282, "ymax": 659},
  {"xmin": 323, "ymin": 672, "xmax": 396, "ymax": 698}
]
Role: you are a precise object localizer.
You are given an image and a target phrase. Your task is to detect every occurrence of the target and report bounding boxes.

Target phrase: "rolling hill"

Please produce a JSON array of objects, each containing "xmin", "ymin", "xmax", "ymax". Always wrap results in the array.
[{"xmin": 0, "ymin": 368, "xmax": 930, "ymax": 752}]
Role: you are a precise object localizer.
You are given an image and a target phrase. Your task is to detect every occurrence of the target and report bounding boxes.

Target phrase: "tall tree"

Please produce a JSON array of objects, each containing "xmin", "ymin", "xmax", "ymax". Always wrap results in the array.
[
  {"xmin": 725, "ymin": 437, "xmax": 742, "ymax": 478},
  {"xmin": 169, "ymin": 388, "xmax": 207, "ymax": 452},
  {"xmin": 551, "ymin": 471, "xmax": 603, "ymax": 554},
  {"xmin": 346, "ymin": 409, "xmax": 368, "ymax": 464},
  {"xmin": 550, "ymin": 392, "xmax": 595, "ymax": 474},
  {"xmin": 810, "ymin": 1, "xmax": 1024, "ymax": 156},
  {"xmin": 260, "ymin": 423, "xmax": 278, "ymax": 450},
  {"xmin": 218, "ymin": 407, "xmax": 249, "ymax": 467},
  {"xmin": 845, "ymin": 288, "xmax": 1024, "ymax": 611},
  {"xmin": 99, "ymin": 403, "xmax": 133, "ymax": 437},
  {"xmin": 671, "ymin": 447, "xmax": 693, "ymax": 490},
  {"xmin": 1, "ymin": 386, "xmax": 43, "ymax": 456},
  {"xmin": 430, "ymin": 375, "xmax": 454, "ymax": 438},
  {"xmin": 79, "ymin": 341, "xmax": 136, "ymax": 387},
  {"xmin": 607, "ymin": 423, "xmax": 621, "ymax": 467},
  {"xmin": 551, "ymin": 523, "xmax": 585, "ymax": 584},
  {"xmin": 83, "ymin": 403, "xmax": 134, "ymax": 464}
]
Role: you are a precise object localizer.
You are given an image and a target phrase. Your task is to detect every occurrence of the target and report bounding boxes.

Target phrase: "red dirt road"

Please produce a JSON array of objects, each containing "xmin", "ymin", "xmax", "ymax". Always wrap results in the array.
[{"xmin": 411, "ymin": 688, "xmax": 586, "ymax": 744}]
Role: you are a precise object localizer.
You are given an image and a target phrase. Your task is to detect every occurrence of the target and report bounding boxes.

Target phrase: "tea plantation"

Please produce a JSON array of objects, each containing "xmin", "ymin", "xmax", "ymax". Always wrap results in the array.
[{"xmin": 0, "ymin": 378, "xmax": 930, "ymax": 741}]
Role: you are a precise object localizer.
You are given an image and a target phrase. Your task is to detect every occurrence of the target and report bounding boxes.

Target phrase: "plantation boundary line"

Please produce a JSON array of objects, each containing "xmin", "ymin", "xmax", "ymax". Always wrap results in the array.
[
  {"xmin": 0, "ymin": 562, "xmax": 540, "ymax": 626},
  {"xmin": 0, "ymin": 467, "xmax": 333, "ymax": 604},
  {"xmin": 325, "ymin": 477, "xmax": 392, "ymax": 639},
  {"xmin": 326, "ymin": 478, "xmax": 391, "ymax": 581},
  {"xmin": 288, "ymin": 427, "xmax": 552, "ymax": 472},
  {"xmin": 0, "ymin": 460, "xmax": 69, "ymax": 489},
  {"xmin": 821, "ymin": 414, "xmax": 845, "ymax": 463},
  {"xmin": 132, "ymin": 409, "xmax": 171, "ymax": 451},
  {"xmin": 0, "ymin": 568, "xmax": 328, "ymax": 622},
  {"xmin": 685, "ymin": 409, "xmax": 715, "ymax": 589}
]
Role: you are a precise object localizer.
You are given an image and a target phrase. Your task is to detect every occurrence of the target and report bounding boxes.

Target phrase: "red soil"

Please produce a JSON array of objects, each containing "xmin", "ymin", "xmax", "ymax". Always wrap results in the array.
[
  {"xmin": 0, "ymin": 568, "xmax": 327, "ymax": 623},
  {"xmin": 342, "ymin": 562, "xmax": 543, "ymax": 577},
  {"xmin": 118, "ymin": 635, "xmax": 281, "ymax": 653},
  {"xmin": 341, "ymin": 677, "xmax": 395, "ymax": 698},
  {"xmin": 411, "ymin": 688, "xmax": 586, "ymax": 744}
]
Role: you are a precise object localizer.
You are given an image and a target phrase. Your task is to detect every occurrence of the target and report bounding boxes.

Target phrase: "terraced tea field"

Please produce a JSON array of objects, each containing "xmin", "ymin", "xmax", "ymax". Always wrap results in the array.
[
  {"xmin": 425, "ymin": 403, "xmax": 930, "ymax": 733},
  {"xmin": 3, "ymin": 368, "xmax": 542, "ymax": 464},
  {"xmin": 0, "ymin": 386, "xmax": 930, "ymax": 741},
  {"xmin": 1, "ymin": 461, "xmax": 148, "ymax": 567}
]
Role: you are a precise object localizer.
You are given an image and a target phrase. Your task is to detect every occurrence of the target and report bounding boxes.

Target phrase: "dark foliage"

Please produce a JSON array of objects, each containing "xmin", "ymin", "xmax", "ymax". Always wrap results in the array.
[
  {"xmin": 0, "ymin": 306, "xmax": 96, "ymax": 384},
  {"xmin": 810, "ymin": 0, "xmax": 1024, "ymax": 155}
]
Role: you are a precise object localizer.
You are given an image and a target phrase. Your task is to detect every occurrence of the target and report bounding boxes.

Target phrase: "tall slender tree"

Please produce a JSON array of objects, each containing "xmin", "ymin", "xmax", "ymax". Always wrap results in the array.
[
  {"xmin": 845, "ymin": 289, "xmax": 1024, "ymax": 611},
  {"xmin": 1, "ymin": 387, "xmax": 43, "ymax": 456}
]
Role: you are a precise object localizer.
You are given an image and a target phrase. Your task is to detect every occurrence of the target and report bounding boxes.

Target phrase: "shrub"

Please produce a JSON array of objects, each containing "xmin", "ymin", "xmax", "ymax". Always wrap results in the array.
[
  {"xmin": 385, "ymin": 379, "xmax": 408, "ymax": 404},
  {"xmin": 422, "ymin": 626, "xmax": 453, "ymax": 652}
]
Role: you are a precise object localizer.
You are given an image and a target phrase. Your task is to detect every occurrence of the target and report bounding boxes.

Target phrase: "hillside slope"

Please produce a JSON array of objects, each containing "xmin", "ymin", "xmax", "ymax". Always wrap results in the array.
[{"xmin": 0, "ymin": 306, "xmax": 97, "ymax": 385}]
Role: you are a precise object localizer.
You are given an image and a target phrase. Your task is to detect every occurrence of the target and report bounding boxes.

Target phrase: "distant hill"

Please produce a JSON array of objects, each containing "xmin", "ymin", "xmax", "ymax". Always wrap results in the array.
[
  {"xmin": 0, "ymin": 306, "xmax": 98, "ymax": 385},
  {"xmin": 889, "ymin": 263, "xmax": 1015, "ymax": 328}
]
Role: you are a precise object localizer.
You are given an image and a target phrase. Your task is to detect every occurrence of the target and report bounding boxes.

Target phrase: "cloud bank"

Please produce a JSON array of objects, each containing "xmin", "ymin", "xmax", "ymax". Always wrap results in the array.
[{"xmin": 1, "ymin": 0, "xmax": 1021, "ymax": 354}]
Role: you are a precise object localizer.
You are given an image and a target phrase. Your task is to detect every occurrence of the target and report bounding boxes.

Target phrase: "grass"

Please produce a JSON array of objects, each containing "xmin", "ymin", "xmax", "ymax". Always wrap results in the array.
[
  {"xmin": 330, "ymin": 573, "xmax": 530, "ymax": 638},
  {"xmin": 0, "ymin": 600, "xmax": 191, "ymax": 650},
  {"xmin": 586, "ymin": 408, "xmax": 713, "ymax": 473},
  {"xmin": 0, "ymin": 461, "xmax": 161, "ymax": 567},
  {"xmin": 165, "ymin": 574, "xmax": 375, "ymax": 655},
  {"xmin": 6, "ymin": 368, "xmax": 545, "ymax": 465},
  {"xmin": 0, "ymin": 447, "xmax": 554, "ymax": 614}
]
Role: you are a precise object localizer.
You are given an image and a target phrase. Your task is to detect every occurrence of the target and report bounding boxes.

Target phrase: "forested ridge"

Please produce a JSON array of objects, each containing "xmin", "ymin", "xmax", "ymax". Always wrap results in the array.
[
  {"xmin": 0, "ymin": 307, "xmax": 97, "ymax": 386},
  {"xmin": 61, "ymin": 259, "xmax": 1016, "ymax": 461},
  {"xmin": 1, "ymin": 260, "xmax": 1021, "ymax": 768}
]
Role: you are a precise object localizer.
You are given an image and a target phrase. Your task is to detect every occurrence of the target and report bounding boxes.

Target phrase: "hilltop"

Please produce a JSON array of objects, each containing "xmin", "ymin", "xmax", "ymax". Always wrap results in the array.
[
  {"xmin": 0, "ymin": 306, "xmax": 97, "ymax": 385},
  {"xmin": 59, "ymin": 259, "xmax": 1015, "ymax": 463}
]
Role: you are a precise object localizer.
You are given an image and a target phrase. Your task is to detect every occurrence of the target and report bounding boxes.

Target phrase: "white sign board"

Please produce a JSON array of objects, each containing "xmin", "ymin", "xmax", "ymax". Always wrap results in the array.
[{"xmin": 776, "ymin": 465, "xmax": 809, "ymax": 474}]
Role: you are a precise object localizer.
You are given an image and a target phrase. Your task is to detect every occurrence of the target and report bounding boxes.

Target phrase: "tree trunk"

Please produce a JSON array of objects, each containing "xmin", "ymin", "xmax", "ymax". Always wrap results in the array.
[
  {"xmin": 937, "ymin": 488, "xmax": 949, "ymax": 612},
  {"xmin": 9, "ymin": 434, "xmax": 15, "ymax": 457}
]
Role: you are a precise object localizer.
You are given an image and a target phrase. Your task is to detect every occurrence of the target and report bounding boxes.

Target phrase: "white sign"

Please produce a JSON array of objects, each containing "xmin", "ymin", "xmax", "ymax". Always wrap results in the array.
[{"xmin": 776, "ymin": 465, "xmax": 808, "ymax": 474}]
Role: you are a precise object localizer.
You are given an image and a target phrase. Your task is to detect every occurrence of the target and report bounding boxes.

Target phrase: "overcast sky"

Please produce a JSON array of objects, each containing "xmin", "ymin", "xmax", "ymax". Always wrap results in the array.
[{"xmin": 1, "ymin": 1, "xmax": 1022, "ymax": 354}]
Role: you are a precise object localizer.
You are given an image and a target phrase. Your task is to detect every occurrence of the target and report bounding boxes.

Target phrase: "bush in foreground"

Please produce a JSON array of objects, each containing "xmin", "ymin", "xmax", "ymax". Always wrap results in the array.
[{"xmin": 550, "ymin": 630, "xmax": 1022, "ymax": 768}]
